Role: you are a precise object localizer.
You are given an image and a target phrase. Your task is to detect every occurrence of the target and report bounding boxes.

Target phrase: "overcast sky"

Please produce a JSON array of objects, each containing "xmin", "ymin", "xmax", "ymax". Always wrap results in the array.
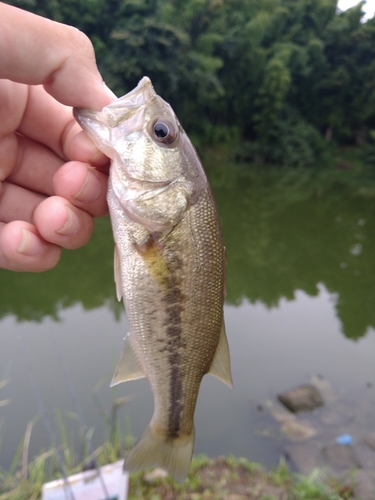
[{"xmin": 337, "ymin": 0, "xmax": 375, "ymax": 20}]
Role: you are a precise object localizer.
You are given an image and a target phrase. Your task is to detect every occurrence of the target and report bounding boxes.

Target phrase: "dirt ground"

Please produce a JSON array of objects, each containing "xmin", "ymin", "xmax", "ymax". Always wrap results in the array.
[{"xmin": 128, "ymin": 456, "xmax": 353, "ymax": 499}]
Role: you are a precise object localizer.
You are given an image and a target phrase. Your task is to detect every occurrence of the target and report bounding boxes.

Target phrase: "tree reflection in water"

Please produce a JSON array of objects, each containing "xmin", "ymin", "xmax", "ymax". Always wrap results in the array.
[{"xmin": 0, "ymin": 162, "xmax": 373, "ymax": 340}]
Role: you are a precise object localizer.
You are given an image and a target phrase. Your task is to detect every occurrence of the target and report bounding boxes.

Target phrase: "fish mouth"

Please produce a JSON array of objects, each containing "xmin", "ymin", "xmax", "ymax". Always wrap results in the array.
[
  {"xmin": 102, "ymin": 77, "xmax": 157, "ymax": 128},
  {"xmin": 74, "ymin": 77, "xmax": 156, "ymax": 127},
  {"xmin": 111, "ymin": 77, "xmax": 155, "ymax": 108}
]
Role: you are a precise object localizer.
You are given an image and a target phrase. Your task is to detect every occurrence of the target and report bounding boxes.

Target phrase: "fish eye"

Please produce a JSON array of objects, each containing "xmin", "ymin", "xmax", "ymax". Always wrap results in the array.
[{"xmin": 152, "ymin": 119, "xmax": 177, "ymax": 145}]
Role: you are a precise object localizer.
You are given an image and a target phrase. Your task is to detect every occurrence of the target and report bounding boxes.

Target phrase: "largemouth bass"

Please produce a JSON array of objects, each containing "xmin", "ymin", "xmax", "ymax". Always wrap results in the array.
[{"xmin": 74, "ymin": 77, "xmax": 232, "ymax": 482}]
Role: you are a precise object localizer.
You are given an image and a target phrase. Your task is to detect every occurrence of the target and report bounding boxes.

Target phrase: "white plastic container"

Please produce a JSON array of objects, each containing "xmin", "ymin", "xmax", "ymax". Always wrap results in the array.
[{"xmin": 42, "ymin": 461, "xmax": 128, "ymax": 500}]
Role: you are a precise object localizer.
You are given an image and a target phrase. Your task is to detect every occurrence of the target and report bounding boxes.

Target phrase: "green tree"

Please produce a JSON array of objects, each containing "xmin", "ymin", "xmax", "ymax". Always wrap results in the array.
[
  {"xmin": 4, "ymin": 0, "xmax": 375, "ymax": 162},
  {"xmin": 319, "ymin": 4, "xmax": 375, "ymax": 143}
]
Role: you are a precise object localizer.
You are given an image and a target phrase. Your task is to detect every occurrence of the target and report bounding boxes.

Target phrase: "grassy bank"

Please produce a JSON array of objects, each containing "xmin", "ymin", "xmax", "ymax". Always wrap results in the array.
[{"xmin": 0, "ymin": 437, "xmax": 353, "ymax": 500}]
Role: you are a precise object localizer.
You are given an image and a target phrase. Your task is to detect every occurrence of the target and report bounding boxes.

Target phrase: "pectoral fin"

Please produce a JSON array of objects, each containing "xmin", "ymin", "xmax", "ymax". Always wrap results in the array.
[
  {"xmin": 114, "ymin": 244, "xmax": 122, "ymax": 301},
  {"xmin": 208, "ymin": 321, "xmax": 233, "ymax": 388},
  {"xmin": 110, "ymin": 334, "xmax": 146, "ymax": 386}
]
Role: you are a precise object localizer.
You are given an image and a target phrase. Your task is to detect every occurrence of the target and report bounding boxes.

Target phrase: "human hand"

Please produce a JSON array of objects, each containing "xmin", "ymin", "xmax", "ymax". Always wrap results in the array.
[{"xmin": 0, "ymin": 3, "xmax": 115, "ymax": 272}]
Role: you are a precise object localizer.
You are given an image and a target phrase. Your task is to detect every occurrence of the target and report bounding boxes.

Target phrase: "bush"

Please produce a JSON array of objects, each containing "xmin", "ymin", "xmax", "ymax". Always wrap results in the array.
[{"xmin": 236, "ymin": 112, "xmax": 328, "ymax": 168}]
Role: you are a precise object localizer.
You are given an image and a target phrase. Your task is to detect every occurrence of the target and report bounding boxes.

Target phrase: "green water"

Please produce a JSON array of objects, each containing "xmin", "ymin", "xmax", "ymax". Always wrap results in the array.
[
  {"xmin": 0, "ymin": 160, "xmax": 374, "ymax": 470},
  {"xmin": 210, "ymin": 164, "xmax": 375, "ymax": 340}
]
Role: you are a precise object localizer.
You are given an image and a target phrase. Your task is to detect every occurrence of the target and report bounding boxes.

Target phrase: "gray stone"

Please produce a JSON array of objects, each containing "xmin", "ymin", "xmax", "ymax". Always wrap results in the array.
[
  {"xmin": 363, "ymin": 432, "xmax": 375, "ymax": 451},
  {"xmin": 355, "ymin": 443, "xmax": 375, "ymax": 470},
  {"xmin": 310, "ymin": 376, "xmax": 338, "ymax": 404},
  {"xmin": 284, "ymin": 442, "xmax": 320, "ymax": 474},
  {"xmin": 280, "ymin": 419, "xmax": 318, "ymax": 441},
  {"xmin": 277, "ymin": 384, "xmax": 324, "ymax": 413},
  {"xmin": 322, "ymin": 443, "xmax": 361, "ymax": 471},
  {"xmin": 270, "ymin": 406, "xmax": 295, "ymax": 423},
  {"xmin": 353, "ymin": 469, "xmax": 375, "ymax": 500}
]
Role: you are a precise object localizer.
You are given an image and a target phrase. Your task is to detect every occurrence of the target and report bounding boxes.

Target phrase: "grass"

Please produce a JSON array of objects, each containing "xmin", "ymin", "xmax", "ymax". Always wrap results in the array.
[{"xmin": 0, "ymin": 425, "xmax": 354, "ymax": 500}]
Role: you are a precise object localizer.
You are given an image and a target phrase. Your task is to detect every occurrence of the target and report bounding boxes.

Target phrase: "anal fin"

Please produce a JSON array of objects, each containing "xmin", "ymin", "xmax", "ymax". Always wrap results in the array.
[
  {"xmin": 208, "ymin": 320, "xmax": 233, "ymax": 388},
  {"xmin": 110, "ymin": 334, "xmax": 146, "ymax": 387}
]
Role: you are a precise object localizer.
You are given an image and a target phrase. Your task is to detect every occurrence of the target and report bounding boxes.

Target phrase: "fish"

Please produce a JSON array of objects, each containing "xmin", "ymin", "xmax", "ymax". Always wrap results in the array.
[{"xmin": 73, "ymin": 77, "xmax": 232, "ymax": 482}]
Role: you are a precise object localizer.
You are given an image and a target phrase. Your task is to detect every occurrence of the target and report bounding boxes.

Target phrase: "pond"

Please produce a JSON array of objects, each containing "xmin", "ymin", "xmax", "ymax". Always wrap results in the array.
[{"xmin": 0, "ymin": 156, "xmax": 374, "ymax": 473}]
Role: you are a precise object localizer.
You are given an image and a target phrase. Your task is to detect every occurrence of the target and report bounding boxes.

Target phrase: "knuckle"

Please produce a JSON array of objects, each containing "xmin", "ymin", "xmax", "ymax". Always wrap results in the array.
[{"xmin": 68, "ymin": 26, "xmax": 95, "ymax": 58}]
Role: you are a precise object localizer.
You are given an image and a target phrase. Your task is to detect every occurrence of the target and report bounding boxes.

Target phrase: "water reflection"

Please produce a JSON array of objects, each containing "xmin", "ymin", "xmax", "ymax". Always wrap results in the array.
[
  {"xmin": 1, "ymin": 285, "xmax": 373, "ymax": 471},
  {"xmin": 214, "ymin": 169, "xmax": 374, "ymax": 340},
  {"xmin": 0, "ymin": 165, "xmax": 373, "ymax": 339},
  {"xmin": 0, "ymin": 217, "xmax": 120, "ymax": 322}
]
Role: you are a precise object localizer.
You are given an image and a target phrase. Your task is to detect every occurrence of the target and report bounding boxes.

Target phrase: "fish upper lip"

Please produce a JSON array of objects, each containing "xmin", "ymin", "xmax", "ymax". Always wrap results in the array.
[{"xmin": 106, "ymin": 77, "xmax": 155, "ymax": 110}]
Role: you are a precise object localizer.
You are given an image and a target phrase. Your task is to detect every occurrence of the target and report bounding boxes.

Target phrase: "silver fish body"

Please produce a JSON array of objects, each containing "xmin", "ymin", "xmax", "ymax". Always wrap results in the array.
[{"xmin": 74, "ymin": 77, "xmax": 232, "ymax": 481}]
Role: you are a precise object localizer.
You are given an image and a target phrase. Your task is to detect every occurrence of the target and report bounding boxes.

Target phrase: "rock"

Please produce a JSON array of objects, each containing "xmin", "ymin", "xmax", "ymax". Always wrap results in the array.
[
  {"xmin": 363, "ymin": 432, "xmax": 375, "ymax": 451},
  {"xmin": 281, "ymin": 420, "xmax": 318, "ymax": 441},
  {"xmin": 355, "ymin": 442, "xmax": 375, "ymax": 470},
  {"xmin": 353, "ymin": 469, "xmax": 375, "ymax": 500},
  {"xmin": 277, "ymin": 384, "xmax": 324, "ymax": 413},
  {"xmin": 284, "ymin": 442, "xmax": 320, "ymax": 475},
  {"xmin": 322, "ymin": 443, "xmax": 361, "ymax": 471},
  {"xmin": 269, "ymin": 407, "xmax": 296, "ymax": 423},
  {"xmin": 310, "ymin": 376, "xmax": 338, "ymax": 404}
]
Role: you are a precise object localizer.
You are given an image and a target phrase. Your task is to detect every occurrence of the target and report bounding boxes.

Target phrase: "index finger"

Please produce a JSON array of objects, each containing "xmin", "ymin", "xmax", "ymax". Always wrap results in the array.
[{"xmin": 0, "ymin": 2, "xmax": 113, "ymax": 111}]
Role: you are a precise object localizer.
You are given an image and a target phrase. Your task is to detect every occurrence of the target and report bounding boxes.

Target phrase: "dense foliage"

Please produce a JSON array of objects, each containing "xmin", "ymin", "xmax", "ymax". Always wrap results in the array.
[{"xmin": 5, "ymin": 0, "xmax": 375, "ymax": 166}]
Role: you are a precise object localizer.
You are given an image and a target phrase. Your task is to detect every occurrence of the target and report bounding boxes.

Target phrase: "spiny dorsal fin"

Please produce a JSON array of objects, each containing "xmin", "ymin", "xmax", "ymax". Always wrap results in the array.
[{"xmin": 208, "ymin": 320, "xmax": 233, "ymax": 388}]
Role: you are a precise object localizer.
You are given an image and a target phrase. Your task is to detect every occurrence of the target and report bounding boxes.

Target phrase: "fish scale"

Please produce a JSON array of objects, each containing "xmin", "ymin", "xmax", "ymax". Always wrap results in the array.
[{"xmin": 74, "ymin": 77, "xmax": 232, "ymax": 482}]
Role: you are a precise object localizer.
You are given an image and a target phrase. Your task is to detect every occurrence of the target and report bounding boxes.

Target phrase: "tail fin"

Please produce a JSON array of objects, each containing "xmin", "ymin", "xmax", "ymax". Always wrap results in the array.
[{"xmin": 124, "ymin": 424, "xmax": 195, "ymax": 483}]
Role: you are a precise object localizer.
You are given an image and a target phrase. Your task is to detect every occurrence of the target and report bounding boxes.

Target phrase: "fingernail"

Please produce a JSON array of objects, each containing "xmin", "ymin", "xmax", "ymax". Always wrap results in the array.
[
  {"xmin": 103, "ymin": 82, "xmax": 117, "ymax": 100},
  {"xmin": 73, "ymin": 167, "xmax": 102, "ymax": 203},
  {"xmin": 56, "ymin": 207, "xmax": 80, "ymax": 235},
  {"xmin": 17, "ymin": 229, "xmax": 44, "ymax": 256}
]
